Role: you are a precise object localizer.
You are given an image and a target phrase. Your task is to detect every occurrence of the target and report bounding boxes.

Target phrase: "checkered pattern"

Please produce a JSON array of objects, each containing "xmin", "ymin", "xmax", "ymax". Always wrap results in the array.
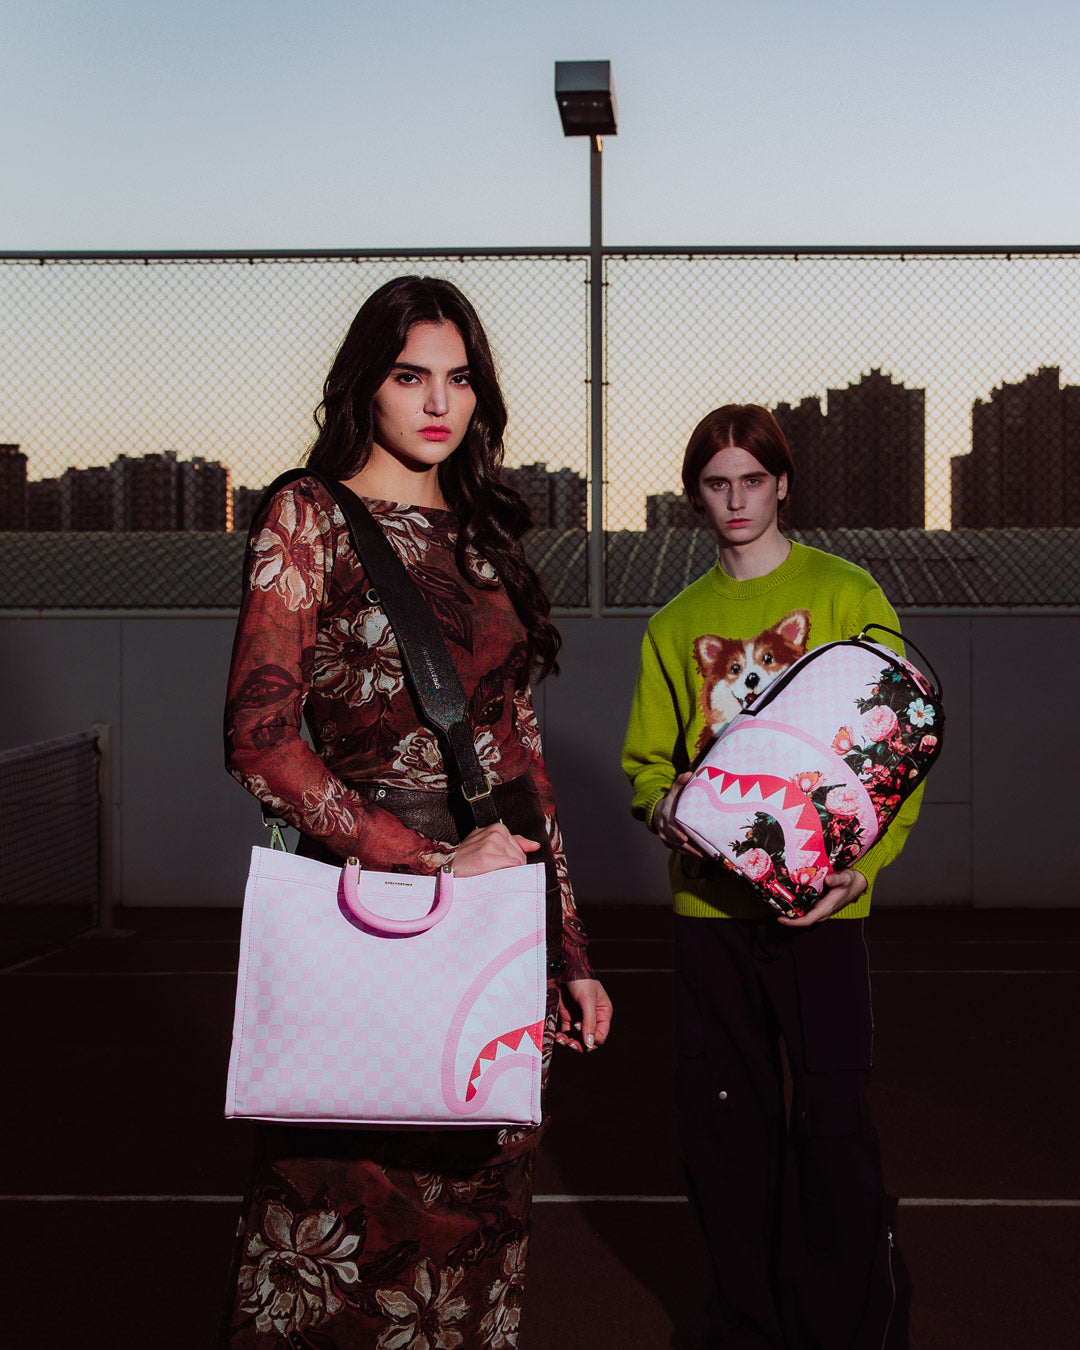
[
  {"xmin": 225, "ymin": 848, "xmax": 546, "ymax": 1127},
  {"xmin": 751, "ymin": 644, "xmax": 880, "ymax": 735}
]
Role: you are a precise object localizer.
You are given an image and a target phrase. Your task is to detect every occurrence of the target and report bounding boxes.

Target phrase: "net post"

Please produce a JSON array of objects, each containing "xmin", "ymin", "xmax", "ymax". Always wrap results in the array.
[{"xmin": 93, "ymin": 722, "xmax": 115, "ymax": 933}]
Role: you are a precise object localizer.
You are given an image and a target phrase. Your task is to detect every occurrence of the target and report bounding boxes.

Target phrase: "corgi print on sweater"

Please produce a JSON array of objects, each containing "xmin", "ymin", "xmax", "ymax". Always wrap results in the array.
[{"xmin": 693, "ymin": 609, "xmax": 811, "ymax": 756}]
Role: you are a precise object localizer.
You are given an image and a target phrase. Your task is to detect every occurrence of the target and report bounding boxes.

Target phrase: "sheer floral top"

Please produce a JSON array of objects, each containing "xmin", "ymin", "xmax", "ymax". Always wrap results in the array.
[{"xmin": 224, "ymin": 476, "xmax": 592, "ymax": 982}]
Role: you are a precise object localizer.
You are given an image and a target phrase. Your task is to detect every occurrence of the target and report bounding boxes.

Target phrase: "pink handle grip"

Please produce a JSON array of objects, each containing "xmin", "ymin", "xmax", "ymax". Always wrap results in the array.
[{"xmin": 341, "ymin": 860, "xmax": 455, "ymax": 934}]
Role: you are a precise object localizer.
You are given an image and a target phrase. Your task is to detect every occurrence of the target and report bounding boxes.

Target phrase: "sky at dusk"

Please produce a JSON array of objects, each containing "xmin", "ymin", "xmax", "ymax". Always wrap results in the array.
[
  {"xmin": 4, "ymin": 0, "xmax": 1079, "ymax": 532},
  {"xmin": 4, "ymin": 0, "xmax": 1080, "ymax": 250}
]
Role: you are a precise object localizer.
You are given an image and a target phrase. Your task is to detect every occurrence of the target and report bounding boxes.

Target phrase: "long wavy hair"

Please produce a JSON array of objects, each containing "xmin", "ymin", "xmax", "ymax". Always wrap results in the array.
[
  {"xmin": 307, "ymin": 276, "xmax": 560, "ymax": 679},
  {"xmin": 682, "ymin": 404, "xmax": 796, "ymax": 522}
]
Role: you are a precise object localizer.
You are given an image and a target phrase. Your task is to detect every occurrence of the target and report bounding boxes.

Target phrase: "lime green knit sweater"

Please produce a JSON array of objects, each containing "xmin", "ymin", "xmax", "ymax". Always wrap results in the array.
[{"xmin": 622, "ymin": 541, "xmax": 923, "ymax": 920}]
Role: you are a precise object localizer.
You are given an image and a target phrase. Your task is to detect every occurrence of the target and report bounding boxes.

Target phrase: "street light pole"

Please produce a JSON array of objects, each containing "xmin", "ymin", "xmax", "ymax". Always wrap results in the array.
[
  {"xmin": 589, "ymin": 133, "xmax": 604, "ymax": 616},
  {"xmin": 554, "ymin": 61, "xmax": 617, "ymax": 616}
]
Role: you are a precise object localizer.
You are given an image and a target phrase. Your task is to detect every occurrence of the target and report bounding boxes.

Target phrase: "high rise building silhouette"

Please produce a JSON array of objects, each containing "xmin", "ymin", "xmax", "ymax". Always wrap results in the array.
[
  {"xmin": 548, "ymin": 467, "xmax": 587, "ymax": 529},
  {"xmin": 232, "ymin": 485, "xmax": 266, "ymax": 535},
  {"xmin": 645, "ymin": 490, "xmax": 699, "ymax": 529},
  {"xmin": 772, "ymin": 397, "xmax": 829, "ymax": 528},
  {"xmin": 0, "ymin": 444, "xmax": 29, "ymax": 530},
  {"xmin": 503, "ymin": 463, "xmax": 587, "ymax": 529},
  {"xmin": 28, "ymin": 477, "xmax": 61, "ymax": 530},
  {"xmin": 113, "ymin": 452, "xmax": 181, "ymax": 531},
  {"xmin": 774, "ymin": 370, "xmax": 925, "ymax": 528},
  {"xmin": 951, "ymin": 366, "xmax": 1080, "ymax": 527},
  {"xmin": 504, "ymin": 463, "xmax": 553, "ymax": 527},
  {"xmin": 19, "ymin": 450, "xmax": 234, "ymax": 532},
  {"xmin": 179, "ymin": 457, "xmax": 232, "ymax": 531},
  {"xmin": 62, "ymin": 466, "xmax": 114, "ymax": 530}
]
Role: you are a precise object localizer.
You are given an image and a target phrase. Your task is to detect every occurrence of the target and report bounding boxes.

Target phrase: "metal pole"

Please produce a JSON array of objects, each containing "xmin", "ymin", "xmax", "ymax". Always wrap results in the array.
[
  {"xmin": 588, "ymin": 134, "xmax": 604, "ymax": 617},
  {"xmin": 93, "ymin": 722, "xmax": 115, "ymax": 933}
]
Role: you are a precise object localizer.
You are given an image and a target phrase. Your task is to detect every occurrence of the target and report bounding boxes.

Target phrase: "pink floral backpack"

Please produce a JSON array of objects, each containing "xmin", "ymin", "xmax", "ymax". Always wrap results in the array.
[{"xmin": 674, "ymin": 625, "xmax": 944, "ymax": 917}]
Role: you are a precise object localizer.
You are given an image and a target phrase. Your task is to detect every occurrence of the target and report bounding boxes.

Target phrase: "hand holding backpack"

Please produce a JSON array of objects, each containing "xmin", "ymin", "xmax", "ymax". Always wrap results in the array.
[{"xmin": 674, "ymin": 626, "xmax": 944, "ymax": 917}]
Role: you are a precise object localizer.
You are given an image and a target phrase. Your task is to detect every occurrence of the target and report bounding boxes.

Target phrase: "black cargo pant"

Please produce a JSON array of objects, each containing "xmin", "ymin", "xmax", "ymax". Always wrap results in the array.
[{"xmin": 675, "ymin": 915, "xmax": 911, "ymax": 1349}]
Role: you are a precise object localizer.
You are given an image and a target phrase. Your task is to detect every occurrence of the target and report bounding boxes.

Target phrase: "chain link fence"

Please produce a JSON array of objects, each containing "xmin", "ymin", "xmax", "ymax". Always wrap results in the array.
[
  {"xmin": 0, "ymin": 252, "xmax": 590, "ymax": 606},
  {"xmin": 1, "ymin": 249, "xmax": 1079, "ymax": 610},
  {"xmin": 602, "ymin": 249, "xmax": 1080, "ymax": 608}
]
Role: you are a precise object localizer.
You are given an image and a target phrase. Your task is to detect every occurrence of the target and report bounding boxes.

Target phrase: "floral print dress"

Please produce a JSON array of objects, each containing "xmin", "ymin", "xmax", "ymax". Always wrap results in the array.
[{"xmin": 220, "ymin": 477, "xmax": 590, "ymax": 1348}]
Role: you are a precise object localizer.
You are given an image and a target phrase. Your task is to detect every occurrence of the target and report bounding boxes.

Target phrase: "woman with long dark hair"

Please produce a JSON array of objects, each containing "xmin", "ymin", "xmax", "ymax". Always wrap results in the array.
[{"xmin": 221, "ymin": 275, "xmax": 611, "ymax": 1347}]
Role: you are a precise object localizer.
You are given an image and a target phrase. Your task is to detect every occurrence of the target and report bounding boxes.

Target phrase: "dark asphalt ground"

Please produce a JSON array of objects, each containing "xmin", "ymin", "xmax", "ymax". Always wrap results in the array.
[{"xmin": 3, "ymin": 904, "xmax": 1078, "ymax": 1349}]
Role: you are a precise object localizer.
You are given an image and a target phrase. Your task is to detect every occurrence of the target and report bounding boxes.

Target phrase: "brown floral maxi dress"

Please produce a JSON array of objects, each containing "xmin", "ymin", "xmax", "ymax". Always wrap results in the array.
[{"xmin": 220, "ymin": 477, "xmax": 593, "ymax": 1348}]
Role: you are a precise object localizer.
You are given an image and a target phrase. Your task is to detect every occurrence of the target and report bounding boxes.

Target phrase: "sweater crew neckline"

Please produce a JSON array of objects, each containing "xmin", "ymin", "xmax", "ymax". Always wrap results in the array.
[{"xmin": 706, "ymin": 540, "xmax": 809, "ymax": 599}]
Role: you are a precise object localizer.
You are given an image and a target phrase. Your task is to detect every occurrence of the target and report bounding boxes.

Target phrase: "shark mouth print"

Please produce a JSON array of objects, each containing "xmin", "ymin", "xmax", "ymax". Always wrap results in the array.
[
  {"xmin": 441, "ymin": 930, "xmax": 546, "ymax": 1118},
  {"xmin": 694, "ymin": 767, "xmax": 830, "ymax": 883},
  {"xmin": 465, "ymin": 1021, "xmax": 545, "ymax": 1102},
  {"xmin": 726, "ymin": 718, "xmax": 879, "ymax": 841}
]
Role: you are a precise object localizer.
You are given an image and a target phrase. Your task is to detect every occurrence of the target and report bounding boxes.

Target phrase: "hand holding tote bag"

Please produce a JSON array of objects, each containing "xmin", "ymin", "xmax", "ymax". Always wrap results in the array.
[
  {"xmin": 225, "ymin": 845, "xmax": 548, "ymax": 1127},
  {"xmin": 674, "ymin": 626, "xmax": 944, "ymax": 918}
]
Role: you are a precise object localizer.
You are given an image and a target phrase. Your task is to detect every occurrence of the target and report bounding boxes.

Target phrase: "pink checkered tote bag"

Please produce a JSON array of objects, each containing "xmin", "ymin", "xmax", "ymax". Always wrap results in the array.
[
  {"xmin": 225, "ymin": 846, "xmax": 547, "ymax": 1127},
  {"xmin": 675, "ymin": 625, "xmax": 944, "ymax": 919}
]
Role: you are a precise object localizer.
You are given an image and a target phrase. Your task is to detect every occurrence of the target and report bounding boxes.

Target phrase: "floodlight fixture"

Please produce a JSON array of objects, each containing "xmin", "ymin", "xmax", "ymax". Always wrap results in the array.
[{"xmin": 554, "ymin": 60, "xmax": 617, "ymax": 138}]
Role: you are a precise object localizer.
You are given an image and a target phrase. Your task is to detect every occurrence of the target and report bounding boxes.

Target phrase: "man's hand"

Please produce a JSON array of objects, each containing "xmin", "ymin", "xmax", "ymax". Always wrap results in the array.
[
  {"xmin": 653, "ymin": 772, "xmax": 706, "ymax": 857},
  {"xmin": 777, "ymin": 868, "xmax": 868, "ymax": 928}
]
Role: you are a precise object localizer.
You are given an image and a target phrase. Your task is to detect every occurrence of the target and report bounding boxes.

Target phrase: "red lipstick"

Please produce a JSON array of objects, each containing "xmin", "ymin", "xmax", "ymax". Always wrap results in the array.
[{"xmin": 420, "ymin": 425, "xmax": 451, "ymax": 441}]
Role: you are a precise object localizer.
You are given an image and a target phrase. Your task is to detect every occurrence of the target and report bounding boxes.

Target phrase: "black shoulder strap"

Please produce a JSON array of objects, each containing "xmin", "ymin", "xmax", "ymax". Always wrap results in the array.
[{"xmin": 258, "ymin": 469, "xmax": 499, "ymax": 829}]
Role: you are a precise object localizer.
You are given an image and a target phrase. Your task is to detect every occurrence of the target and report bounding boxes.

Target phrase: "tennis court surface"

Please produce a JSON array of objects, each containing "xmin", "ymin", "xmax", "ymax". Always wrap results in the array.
[{"xmin": 3, "ymin": 903, "xmax": 1077, "ymax": 1348}]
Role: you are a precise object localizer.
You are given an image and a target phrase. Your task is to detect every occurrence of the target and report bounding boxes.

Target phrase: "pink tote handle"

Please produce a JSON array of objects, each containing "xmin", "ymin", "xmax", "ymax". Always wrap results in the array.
[{"xmin": 341, "ymin": 859, "xmax": 455, "ymax": 934}]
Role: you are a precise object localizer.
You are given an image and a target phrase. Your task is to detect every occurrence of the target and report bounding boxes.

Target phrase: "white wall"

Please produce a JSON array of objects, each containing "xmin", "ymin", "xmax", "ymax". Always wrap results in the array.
[{"xmin": 1, "ymin": 611, "xmax": 1075, "ymax": 908}]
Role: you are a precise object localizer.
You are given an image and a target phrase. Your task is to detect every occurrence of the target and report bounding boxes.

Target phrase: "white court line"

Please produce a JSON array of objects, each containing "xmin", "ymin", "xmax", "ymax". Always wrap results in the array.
[
  {"xmin": 2, "ymin": 971, "xmax": 243, "ymax": 978},
  {"xmin": 869, "ymin": 939, "xmax": 1080, "ymax": 950},
  {"xmin": 2, "ymin": 1194, "xmax": 1078, "ymax": 1208},
  {"xmin": 591, "ymin": 968, "xmax": 1080, "ymax": 977},
  {"xmin": 591, "ymin": 938, "xmax": 1080, "ymax": 947},
  {"xmin": 538, "ymin": 1197, "xmax": 1080, "ymax": 1208},
  {"xmin": 901, "ymin": 1198, "xmax": 1080, "ymax": 1208},
  {"xmin": 0, "ymin": 1194, "xmax": 246, "ymax": 1203},
  {"xmin": 862, "ymin": 969, "xmax": 1080, "ymax": 976}
]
